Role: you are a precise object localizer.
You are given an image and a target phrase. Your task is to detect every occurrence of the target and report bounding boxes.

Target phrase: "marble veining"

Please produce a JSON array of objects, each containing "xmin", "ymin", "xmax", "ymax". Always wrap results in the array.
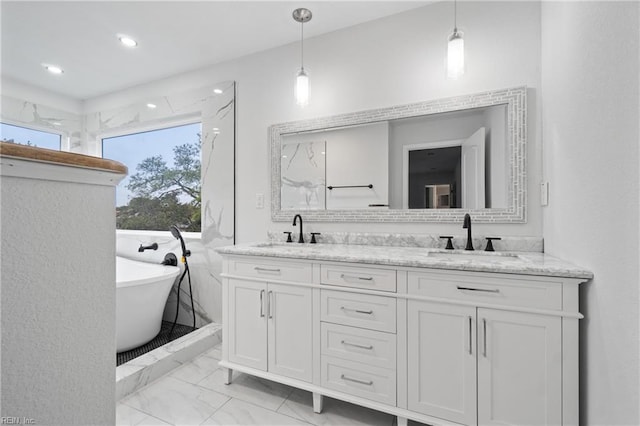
[
  {"xmin": 217, "ymin": 242, "xmax": 592, "ymax": 279},
  {"xmin": 267, "ymin": 231, "xmax": 543, "ymax": 253},
  {"xmin": 0, "ymin": 95, "xmax": 83, "ymax": 151},
  {"xmin": 116, "ymin": 323, "xmax": 222, "ymax": 401},
  {"xmin": 281, "ymin": 140, "xmax": 326, "ymax": 210}
]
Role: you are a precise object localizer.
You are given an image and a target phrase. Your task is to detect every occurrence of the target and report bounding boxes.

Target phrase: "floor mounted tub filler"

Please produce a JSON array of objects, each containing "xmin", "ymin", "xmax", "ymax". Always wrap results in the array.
[{"xmin": 116, "ymin": 256, "xmax": 180, "ymax": 352}]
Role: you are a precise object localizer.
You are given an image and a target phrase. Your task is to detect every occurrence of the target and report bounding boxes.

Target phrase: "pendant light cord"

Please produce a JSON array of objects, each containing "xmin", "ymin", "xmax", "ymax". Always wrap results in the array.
[
  {"xmin": 454, "ymin": 0, "xmax": 458, "ymax": 32},
  {"xmin": 300, "ymin": 21, "xmax": 304, "ymax": 70}
]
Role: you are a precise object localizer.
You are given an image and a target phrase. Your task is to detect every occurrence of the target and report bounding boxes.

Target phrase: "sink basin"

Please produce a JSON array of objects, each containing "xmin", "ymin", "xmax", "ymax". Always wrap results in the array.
[{"xmin": 428, "ymin": 250, "xmax": 523, "ymax": 262}]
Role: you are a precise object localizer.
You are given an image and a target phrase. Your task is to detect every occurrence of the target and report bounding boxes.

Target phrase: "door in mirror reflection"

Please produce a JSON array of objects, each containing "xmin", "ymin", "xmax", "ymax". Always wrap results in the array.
[{"xmin": 406, "ymin": 127, "xmax": 486, "ymax": 209}]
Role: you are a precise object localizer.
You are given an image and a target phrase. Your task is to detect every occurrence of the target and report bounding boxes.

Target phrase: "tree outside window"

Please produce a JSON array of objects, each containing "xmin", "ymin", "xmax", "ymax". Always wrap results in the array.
[{"xmin": 102, "ymin": 123, "xmax": 202, "ymax": 232}]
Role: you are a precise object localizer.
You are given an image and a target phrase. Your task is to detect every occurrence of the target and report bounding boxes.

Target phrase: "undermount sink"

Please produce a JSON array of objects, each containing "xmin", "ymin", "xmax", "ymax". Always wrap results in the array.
[{"xmin": 428, "ymin": 250, "xmax": 523, "ymax": 262}]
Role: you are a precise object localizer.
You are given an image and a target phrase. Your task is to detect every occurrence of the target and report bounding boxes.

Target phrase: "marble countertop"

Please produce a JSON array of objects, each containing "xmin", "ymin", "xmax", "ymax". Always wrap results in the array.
[{"xmin": 216, "ymin": 242, "xmax": 593, "ymax": 280}]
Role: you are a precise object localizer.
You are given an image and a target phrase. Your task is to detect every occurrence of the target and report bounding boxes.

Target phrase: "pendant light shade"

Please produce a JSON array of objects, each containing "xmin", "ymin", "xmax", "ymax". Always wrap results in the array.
[
  {"xmin": 293, "ymin": 8, "xmax": 312, "ymax": 107},
  {"xmin": 296, "ymin": 68, "xmax": 309, "ymax": 107},
  {"xmin": 447, "ymin": 30, "xmax": 464, "ymax": 79},
  {"xmin": 447, "ymin": 0, "xmax": 464, "ymax": 80}
]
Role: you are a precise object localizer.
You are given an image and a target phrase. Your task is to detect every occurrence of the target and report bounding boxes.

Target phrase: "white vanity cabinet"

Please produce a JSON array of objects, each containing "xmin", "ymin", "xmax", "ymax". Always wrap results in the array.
[
  {"xmin": 225, "ymin": 257, "xmax": 313, "ymax": 383},
  {"xmin": 219, "ymin": 248, "xmax": 587, "ymax": 426},
  {"xmin": 407, "ymin": 269, "xmax": 568, "ymax": 426}
]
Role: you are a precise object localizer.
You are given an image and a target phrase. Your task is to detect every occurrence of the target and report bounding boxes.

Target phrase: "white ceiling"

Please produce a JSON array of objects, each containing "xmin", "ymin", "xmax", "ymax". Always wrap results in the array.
[{"xmin": 1, "ymin": 1, "xmax": 430, "ymax": 100}]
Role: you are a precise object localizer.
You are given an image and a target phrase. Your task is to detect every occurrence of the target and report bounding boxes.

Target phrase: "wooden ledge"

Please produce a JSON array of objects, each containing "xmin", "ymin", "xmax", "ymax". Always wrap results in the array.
[{"xmin": 0, "ymin": 141, "xmax": 127, "ymax": 174}]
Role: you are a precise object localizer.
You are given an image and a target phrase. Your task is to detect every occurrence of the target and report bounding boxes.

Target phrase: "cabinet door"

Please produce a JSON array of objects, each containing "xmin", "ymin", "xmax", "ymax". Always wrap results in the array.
[
  {"xmin": 477, "ymin": 309, "xmax": 561, "ymax": 426},
  {"xmin": 228, "ymin": 279, "xmax": 267, "ymax": 371},
  {"xmin": 407, "ymin": 301, "xmax": 477, "ymax": 425},
  {"xmin": 267, "ymin": 283, "xmax": 313, "ymax": 382}
]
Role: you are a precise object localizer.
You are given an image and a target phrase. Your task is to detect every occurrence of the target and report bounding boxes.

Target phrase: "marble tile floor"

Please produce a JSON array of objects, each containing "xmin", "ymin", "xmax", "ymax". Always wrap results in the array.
[{"xmin": 117, "ymin": 344, "xmax": 425, "ymax": 426}]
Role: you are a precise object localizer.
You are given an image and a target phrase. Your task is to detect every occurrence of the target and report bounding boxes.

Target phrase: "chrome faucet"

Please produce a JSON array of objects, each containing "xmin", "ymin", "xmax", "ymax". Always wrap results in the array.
[
  {"xmin": 462, "ymin": 213, "xmax": 474, "ymax": 251},
  {"xmin": 293, "ymin": 214, "xmax": 304, "ymax": 243}
]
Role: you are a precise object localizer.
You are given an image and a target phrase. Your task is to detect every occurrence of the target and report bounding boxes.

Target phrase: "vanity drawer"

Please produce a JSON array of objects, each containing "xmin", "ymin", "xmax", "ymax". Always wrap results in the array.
[
  {"xmin": 321, "ymin": 355, "xmax": 396, "ymax": 406},
  {"xmin": 321, "ymin": 264, "xmax": 396, "ymax": 292},
  {"xmin": 228, "ymin": 257, "xmax": 312, "ymax": 283},
  {"xmin": 321, "ymin": 323, "xmax": 396, "ymax": 369},
  {"xmin": 321, "ymin": 290, "xmax": 396, "ymax": 333},
  {"xmin": 408, "ymin": 270, "xmax": 562, "ymax": 310}
]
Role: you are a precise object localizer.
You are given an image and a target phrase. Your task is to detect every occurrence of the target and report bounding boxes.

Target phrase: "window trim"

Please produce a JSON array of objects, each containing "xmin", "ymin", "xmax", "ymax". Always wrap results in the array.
[
  {"xmin": 1, "ymin": 120, "xmax": 64, "ymax": 150},
  {"xmin": 99, "ymin": 115, "xmax": 201, "ymax": 158}
]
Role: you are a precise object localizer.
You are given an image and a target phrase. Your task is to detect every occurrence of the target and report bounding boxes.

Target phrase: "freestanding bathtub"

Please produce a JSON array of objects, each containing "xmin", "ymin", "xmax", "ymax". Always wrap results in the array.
[{"xmin": 116, "ymin": 256, "xmax": 180, "ymax": 352}]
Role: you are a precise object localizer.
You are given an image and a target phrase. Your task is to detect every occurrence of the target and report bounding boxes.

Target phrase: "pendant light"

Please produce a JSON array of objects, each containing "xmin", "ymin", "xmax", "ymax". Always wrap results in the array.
[
  {"xmin": 293, "ymin": 8, "xmax": 312, "ymax": 106},
  {"xmin": 447, "ymin": 0, "xmax": 464, "ymax": 80}
]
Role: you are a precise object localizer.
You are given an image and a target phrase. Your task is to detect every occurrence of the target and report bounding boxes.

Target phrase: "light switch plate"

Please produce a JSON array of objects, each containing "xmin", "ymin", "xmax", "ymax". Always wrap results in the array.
[
  {"xmin": 540, "ymin": 182, "xmax": 549, "ymax": 206},
  {"xmin": 256, "ymin": 193, "xmax": 264, "ymax": 209}
]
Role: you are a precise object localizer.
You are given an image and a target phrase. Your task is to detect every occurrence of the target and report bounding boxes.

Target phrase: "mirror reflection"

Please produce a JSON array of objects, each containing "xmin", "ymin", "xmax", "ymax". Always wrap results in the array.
[
  {"xmin": 281, "ymin": 104, "xmax": 507, "ymax": 211},
  {"xmin": 271, "ymin": 86, "xmax": 526, "ymax": 223}
]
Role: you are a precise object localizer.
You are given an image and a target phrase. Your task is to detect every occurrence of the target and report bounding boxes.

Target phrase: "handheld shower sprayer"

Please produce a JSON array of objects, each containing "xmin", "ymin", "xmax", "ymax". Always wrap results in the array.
[
  {"xmin": 170, "ymin": 225, "xmax": 191, "ymax": 261},
  {"xmin": 168, "ymin": 225, "xmax": 196, "ymax": 337}
]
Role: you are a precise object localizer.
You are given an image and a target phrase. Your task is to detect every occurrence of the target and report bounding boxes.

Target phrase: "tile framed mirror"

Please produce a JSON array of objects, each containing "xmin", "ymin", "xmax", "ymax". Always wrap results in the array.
[{"xmin": 270, "ymin": 87, "xmax": 527, "ymax": 223}]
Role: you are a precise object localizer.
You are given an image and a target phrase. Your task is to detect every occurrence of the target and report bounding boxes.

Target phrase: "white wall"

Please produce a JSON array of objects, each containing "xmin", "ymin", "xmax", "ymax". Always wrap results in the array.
[
  {"xmin": 1, "ymin": 77, "xmax": 83, "ymax": 115},
  {"xmin": 541, "ymin": 2, "xmax": 640, "ymax": 424},
  {"xmin": 1, "ymin": 170, "xmax": 119, "ymax": 425},
  {"xmin": 83, "ymin": 1, "xmax": 543, "ymax": 240}
]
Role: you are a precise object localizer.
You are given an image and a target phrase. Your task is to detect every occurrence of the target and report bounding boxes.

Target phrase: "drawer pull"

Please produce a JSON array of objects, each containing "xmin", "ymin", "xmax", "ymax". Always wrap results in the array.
[
  {"xmin": 483, "ymin": 318, "xmax": 487, "ymax": 357},
  {"xmin": 340, "ymin": 374, "xmax": 373, "ymax": 386},
  {"xmin": 457, "ymin": 286, "xmax": 500, "ymax": 294},
  {"xmin": 468, "ymin": 316, "xmax": 472, "ymax": 355},
  {"xmin": 340, "ymin": 274, "xmax": 374, "ymax": 281},
  {"xmin": 341, "ymin": 340, "xmax": 374, "ymax": 350},
  {"xmin": 340, "ymin": 306, "xmax": 374, "ymax": 315},
  {"xmin": 260, "ymin": 290, "xmax": 265, "ymax": 317},
  {"xmin": 254, "ymin": 267, "xmax": 281, "ymax": 273}
]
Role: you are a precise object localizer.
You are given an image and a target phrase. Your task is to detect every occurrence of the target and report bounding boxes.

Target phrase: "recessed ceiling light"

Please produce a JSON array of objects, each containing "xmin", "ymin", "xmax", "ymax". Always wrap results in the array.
[
  {"xmin": 118, "ymin": 35, "xmax": 138, "ymax": 48},
  {"xmin": 146, "ymin": 103, "xmax": 157, "ymax": 109},
  {"xmin": 44, "ymin": 65, "xmax": 63, "ymax": 74},
  {"xmin": 52, "ymin": 122, "xmax": 62, "ymax": 126},
  {"xmin": 213, "ymin": 88, "xmax": 223, "ymax": 94}
]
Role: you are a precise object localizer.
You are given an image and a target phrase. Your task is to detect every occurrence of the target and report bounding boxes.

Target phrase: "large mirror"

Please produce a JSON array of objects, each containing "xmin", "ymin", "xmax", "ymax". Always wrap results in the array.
[{"xmin": 270, "ymin": 87, "xmax": 526, "ymax": 223}]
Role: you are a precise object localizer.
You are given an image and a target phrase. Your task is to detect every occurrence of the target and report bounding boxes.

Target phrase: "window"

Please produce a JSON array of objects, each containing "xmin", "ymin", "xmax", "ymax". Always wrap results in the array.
[
  {"xmin": 0, "ymin": 122, "xmax": 61, "ymax": 150},
  {"xmin": 102, "ymin": 122, "xmax": 202, "ymax": 232}
]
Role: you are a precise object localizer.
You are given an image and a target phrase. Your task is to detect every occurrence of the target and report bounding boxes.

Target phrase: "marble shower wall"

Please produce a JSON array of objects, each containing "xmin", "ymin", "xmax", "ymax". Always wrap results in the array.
[
  {"xmin": 2, "ymin": 82, "xmax": 235, "ymax": 327},
  {"xmin": 0, "ymin": 95, "xmax": 83, "ymax": 150},
  {"xmin": 103, "ymin": 82, "xmax": 235, "ymax": 327}
]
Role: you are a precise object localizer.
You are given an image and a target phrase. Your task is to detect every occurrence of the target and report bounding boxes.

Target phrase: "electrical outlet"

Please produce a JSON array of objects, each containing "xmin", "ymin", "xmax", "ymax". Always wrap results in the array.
[
  {"xmin": 540, "ymin": 182, "xmax": 549, "ymax": 206},
  {"xmin": 256, "ymin": 193, "xmax": 264, "ymax": 209}
]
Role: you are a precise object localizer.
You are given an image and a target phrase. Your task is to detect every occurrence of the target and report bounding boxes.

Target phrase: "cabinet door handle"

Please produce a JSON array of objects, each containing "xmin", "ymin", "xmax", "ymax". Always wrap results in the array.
[
  {"xmin": 457, "ymin": 286, "xmax": 500, "ymax": 293},
  {"xmin": 468, "ymin": 316, "xmax": 473, "ymax": 355},
  {"xmin": 341, "ymin": 340, "xmax": 374, "ymax": 350},
  {"xmin": 340, "ymin": 274, "xmax": 373, "ymax": 281},
  {"xmin": 259, "ymin": 290, "xmax": 265, "ymax": 317},
  {"xmin": 340, "ymin": 374, "xmax": 373, "ymax": 386},
  {"xmin": 482, "ymin": 318, "xmax": 487, "ymax": 357},
  {"xmin": 340, "ymin": 306, "xmax": 373, "ymax": 315},
  {"xmin": 254, "ymin": 267, "xmax": 281, "ymax": 273},
  {"xmin": 268, "ymin": 291, "xmax": 273, "ymax": 319}
]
